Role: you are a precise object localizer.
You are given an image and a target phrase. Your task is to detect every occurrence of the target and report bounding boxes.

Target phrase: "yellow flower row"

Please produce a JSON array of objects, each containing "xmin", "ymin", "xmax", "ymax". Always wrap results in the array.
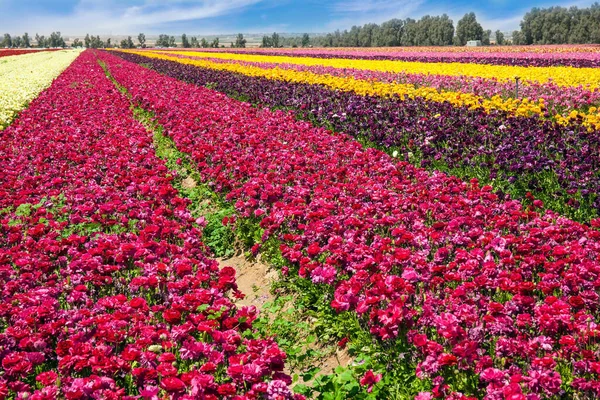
[
  {"xmin": 156, "ymin": 50, "xmax": 600, "ymax": 89},
  {"xmin": 0, "ymin": 50, "xmax": 81, "ymax": 129},
  {"xmin": 121, "ymin": 50, "xmax": 600, "ymax": 131}
]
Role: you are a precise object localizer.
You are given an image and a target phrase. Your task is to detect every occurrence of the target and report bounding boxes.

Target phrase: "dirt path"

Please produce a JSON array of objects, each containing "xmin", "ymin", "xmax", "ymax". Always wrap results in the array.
[{"xmin": 218, "ymin": 254, "xmax": 352, "ymax": 378}]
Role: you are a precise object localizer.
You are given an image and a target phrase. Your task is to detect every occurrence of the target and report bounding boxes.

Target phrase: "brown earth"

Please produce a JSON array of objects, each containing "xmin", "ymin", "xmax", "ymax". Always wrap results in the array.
[{"xmin": 217, "ymin": 254, "xmax": 352, "ymax": 378}]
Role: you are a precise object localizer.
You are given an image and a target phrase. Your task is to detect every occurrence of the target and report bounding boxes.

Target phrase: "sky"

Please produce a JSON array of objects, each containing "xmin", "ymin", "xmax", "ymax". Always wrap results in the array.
[{"xmin": 1, "ymin": 0, "xmax": 596, "ymax": 37}]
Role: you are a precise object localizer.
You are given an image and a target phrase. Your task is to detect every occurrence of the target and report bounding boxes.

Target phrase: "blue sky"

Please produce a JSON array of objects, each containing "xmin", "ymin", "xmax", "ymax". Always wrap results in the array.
[{"xmin": 1, "ymin": 0, "xmax": 595, "ymax": 36}]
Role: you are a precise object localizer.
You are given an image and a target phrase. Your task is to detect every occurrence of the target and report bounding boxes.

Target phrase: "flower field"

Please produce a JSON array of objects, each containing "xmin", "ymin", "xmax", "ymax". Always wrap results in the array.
[
  {"xmin": 2, "ymin": 46, "xmax": 600, "ymax": 399},
  {"xmin": 0, "ymin": 49, "xmax": 80, "ymax": 129},
  {"xmin": 184, "ymin": 45, "xmax": 600, "ymax": 67}
]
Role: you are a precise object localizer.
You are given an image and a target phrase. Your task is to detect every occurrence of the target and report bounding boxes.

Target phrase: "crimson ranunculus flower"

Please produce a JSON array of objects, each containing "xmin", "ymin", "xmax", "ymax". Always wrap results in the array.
[
  {"xmin": 160, "ymin": 377, "xmax": 186, "ymax": 393},
  {"xmin": 217, "ymin": 383, "xmax": 237, "ymax": 395},
  {"xmin": 360, "ymin": 370, "xmax": 382, "ymax": 393},
  {"xmin": 162, "ymin": 309, "xmax": 182, "ymax": 324}
]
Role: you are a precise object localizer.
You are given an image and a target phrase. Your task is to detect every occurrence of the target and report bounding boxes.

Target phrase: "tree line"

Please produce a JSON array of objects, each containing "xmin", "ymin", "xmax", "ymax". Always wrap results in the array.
[
  {"xmin": 275, "ymin": 3, "xmax": 600, "ymax": 47},
  {"xmin": 4, "ymin": 3, "xmax": 600, "ymax": 49},
  {"xmin": 515, "ymin": 3, "xmax": 600, "ymax": 44},
  {"xmin": 1, "ymin": 32, "xmax": 65, "ymax": 48}
]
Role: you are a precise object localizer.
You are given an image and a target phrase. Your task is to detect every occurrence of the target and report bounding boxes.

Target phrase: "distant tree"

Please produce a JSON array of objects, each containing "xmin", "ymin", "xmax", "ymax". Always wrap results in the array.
[
  {"xmin": 261, "ymin": 35, "xmax": 271, "ymax": 47},
  {"xmin": 200, "ymin": 38, "xmax": 209, "ymax": 48},
  {"xmin": 190, "ymin": 36, "xmax": 199, "ymax": 47},
  {"xmin": 301, "ymin": 33, "xmax": 310, "ymax": 47},
  {"xmin": 495, "ymin": 30, "xmax": 505, "ymax": 45},
  {"xmin": 72, "ymin": 38, "xmax": 82, "ymax": 48},
  {"xmin": 271, "ymin": 32, "xmax": 280, "ymax": 47},
  {"xmin": 22, "ymin": 32, "xmax": 31, "ymax": 47},
  {"xmin": 455, "ymin": 12, "xmax": 484, "ymax": 45},
  {"xmin": 12, "ymin": 36, "xmax": 22, "ymax": 48},
  {"xmin": 47, "ymin": 32, "xmax": 65, "ymax": 48},
  {"xmin": 2, "ymin": 33, "xmax": 12, "ymax": 48},
  {"xmin": 84, "ymin": 34, "xmax": 91, "ymax": 48},
  {"xmin": 138, "ymin": 33, "xmax": 146, "ymax": 48},
  {"xmin": 90, "ymin": 35, "xmax": 104, "ymax": 48},
  {"xmin": 120, "ymin": 36, "xmax": 135, "ymax": 49},
  {"xmin": 168, "ymin": 36, "xmax": 176, "ymax": 47},
  {"xmin": 401, "ymin": 18, "xmax": 418, "ymax": 46},
  {"xmin": 511, "ymin": 30, "xmax": 525, "ymax": 44},
  {"xmin": 181, "ymin": 33, "xmax": 190, "ymax": 48},
  {"xmin": 106, "ymin": 38, "xmax": 112, "ymax": 48},
  {"xmin": 377, "ymin": 19, "xmax": 403, "ymax": 46},
  {"xmin": 358, "ymin": 23, "xmax": 377, "ymax": 46},
  {"xmin": 516, "ymin": 5, "xmax": 600, "ymax": 45},
  {"xmin": 234, "ymin": 33, "xmax": 246, "ymax": 48},
  {"xmin": 482, "ymin": 29, "xmax": 492, "ymax": 45},
  {"xmin": 211, "ymin": 37, "xmax": 219, "ymax": 48},
  {"xmin": 156, "ymin": 34, "xmax": 169, "ymax": 47}
]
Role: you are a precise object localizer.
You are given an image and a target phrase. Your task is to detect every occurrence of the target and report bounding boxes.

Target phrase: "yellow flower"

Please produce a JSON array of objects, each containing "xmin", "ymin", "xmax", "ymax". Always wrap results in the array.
[
  {"xmin": 159, "ymin": 50, "xmax": 600, "ymax": 89},
  {"xmin": 122, "ymin": 49, "xmax": 600, "ymax": 131}
]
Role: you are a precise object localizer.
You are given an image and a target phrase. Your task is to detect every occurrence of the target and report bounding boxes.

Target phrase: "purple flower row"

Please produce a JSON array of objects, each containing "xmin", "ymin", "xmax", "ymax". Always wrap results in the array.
[
  {"xmin": 185, "ymin": 47, "xmax": 600, "ymax": 68},
  {"xmin": 166, "ymin": 51, "xmax": 600, "ymax": 116},
  {"xmin": 110, "ymin": 50, "xmax": 600, "ymax": 223}
]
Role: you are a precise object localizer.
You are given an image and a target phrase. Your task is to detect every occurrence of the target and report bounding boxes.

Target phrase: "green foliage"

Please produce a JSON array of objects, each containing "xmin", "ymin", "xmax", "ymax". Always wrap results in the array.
[
  {"xmin": 495, "ymin": 30, "xmax": 505, "ymax": 45},
  {"xmin": 138, "ymin": 33, "xmax": 146, "ymax": 48},
  {"xmin": 519, "ymin": 3, "xmax": 600, "ymax": 44},
  {"xmin": 156, "ymin": 34, "xmax": 177, "ymax": 48},
  {"xmin": 456, "ymin": 12, "xmax": 484, "ymax": 45},
  {"xmin": 233, "ymin": 33, "xmax": 246, "ymax": 48},
  {"xmin": 120, "ymin": 36, "xmax": 135, "ymax": 49},
  {"xmin": 181, "ymin": 34, "xmax": 190, "ymax": 48},
  {"xmin": 281, "ymin": 14, "xmax": 455, "ymax": 47}
]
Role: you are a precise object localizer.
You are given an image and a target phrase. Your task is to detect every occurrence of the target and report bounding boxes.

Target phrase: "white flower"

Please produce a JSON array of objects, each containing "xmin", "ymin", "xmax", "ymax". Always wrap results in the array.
[{"xmin": 0, "ymin": 50, "xmax": 81, "ymax": 129}]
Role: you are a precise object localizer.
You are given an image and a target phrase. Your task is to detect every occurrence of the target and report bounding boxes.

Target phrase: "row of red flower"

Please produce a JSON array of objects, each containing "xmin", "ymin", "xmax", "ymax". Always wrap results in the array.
[
  {"xmin": 98, "ymin": 50, "xmax": 600, "ymax": 399},
  {"xmin": 0, "ymin": 49, "xmax": 57, "ymax": 58},
  {"xmin": 0, "ymin": 50, "xmax": 297, "ymax": 399}
]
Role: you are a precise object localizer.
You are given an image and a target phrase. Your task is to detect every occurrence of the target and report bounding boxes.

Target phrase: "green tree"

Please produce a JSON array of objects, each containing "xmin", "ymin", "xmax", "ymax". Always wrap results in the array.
[
  {"xmin": 22, "ymin": 33, "xmax": 31, "ymax": 48},
  {"xmin": 48, "ymin": 32, "xmax": 65, "ymax": 47},
  {"xmin": 138, "ymin": 33, "xmax": 146, "ymax": 48},
  {"xmin": 482, "ymin": 29, "xmax": 492, "ymax": 45},
  {"xmin": 401, "ymin": 18, "xmax": 418, "ymax": 46},
  {"xmin": 271, "ymin": 32, "xmax": 280, "ymax": 47},
  {"xmin": 261, "ymin": 35, "xmax": 271, "ymax": 47},
  {"xmin": 84, "ymin": 34, "xmax": 91, "ymax": 48},
  {"xmin": 495, "ymin": 30, "xmax": 505, "ymax": 45},
  {"xmin": 72, "ymin": 38, "xmax": 82, "ymax": 48},
  {"xmin": 300, "ymin": 33, "xmax": 309, "ymax": 47},
  {"xmin": 120, "ymin": 36, "xmax": 135, "ymax": 49},
  {"xmin": 2, "ymin": 33, "xmax": 12, "ymax": 48},
  {"xmin": 168, "ymin": 36, "xmax": 176, "ymax": 47},
  {"xmin": 156, "ymin": 34, "xmax": 168, "ymax": 47},
  {"xmin": 200, "ymin": 38, "xmax": 209, "ymax": 48},
  {"xmin": 182, "ymin": 33, "xmax": 190, "ymax": 48},
  {"xmin": 211, "ymin": 37, "xmax": 219, "ymax": 48},
  {"xmin": 455, "ymin": 12, "xmax": 484, "ymax": 45},
  {"xmin": 511, "ymin": 30, "xmax": 525, "ymax": 44},
  {"xmin": 234, "ymin": 33, "xmax": 246, "ymax": 48},
  {"xmin": 378, "ymin": 19, "xmax": 403, "ymax": 46},
  {"xmin": 190, "ymin": 36, "xmax": 199, "ymax": 47}
]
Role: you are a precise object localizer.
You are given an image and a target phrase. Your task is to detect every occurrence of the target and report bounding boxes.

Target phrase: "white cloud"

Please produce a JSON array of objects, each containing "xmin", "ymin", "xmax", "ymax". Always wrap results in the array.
[
  {"xmin": 1, "ymin": 0, "xmax": 264, "ymax": 35},
  {"xmin": 326, "ymin": 0, "xmax": 425, "ymax": 30}
]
